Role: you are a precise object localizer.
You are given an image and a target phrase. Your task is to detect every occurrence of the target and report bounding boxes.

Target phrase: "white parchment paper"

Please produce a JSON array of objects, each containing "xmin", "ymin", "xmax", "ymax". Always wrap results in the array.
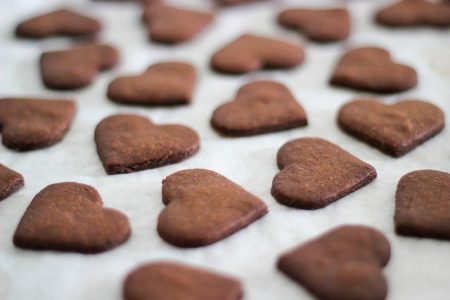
[{"xmin": 0, "ymin": 0, "xmax": 449, "ymax": 299}]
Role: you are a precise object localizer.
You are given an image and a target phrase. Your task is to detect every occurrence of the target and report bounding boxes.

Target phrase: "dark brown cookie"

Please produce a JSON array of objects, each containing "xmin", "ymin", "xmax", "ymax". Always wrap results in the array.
[
  {"xmin": 278, "ymin": 8, "xmax": 351, "ymax": 42},
  {"xmin": 123, "ymin": 261, "xmax": 243, "ymax": 300},
  {"xmin": 0, "ymin": 98, "xmax": 75, "ymax": 151},
  {"xmin": 375, "ymin": 0, "xmax": 450, "ymax": 28},
  {"xmin": 330, "ymin": 47, "xmax": 417, "ymax": 93},
  {"xmin": 338, "ymin": 99, "xmax": 445, "ymax": 157},
  {"xmin": 143, "ymin": 4, "xmax": 214, "ymax": 44},
  {"xmin": 211, "ymin": 34, "xmax": 305, "ymax": 74},
  {"xmin": 40, "ymin": 43, "xmax": 119, "ymax": 90},
  {"xmin": 278, "ymin": 225, "xmax": 391, "ymax": 300},
  {"xmin": 107, "ymin": 62, "xmax": 196, "ymax": 105},
  {"xmin": 13, "ymin": 182, "xmax": 131, "ymax": 253},
  {"xmin": 395, "ymin": 170, "xmax": 450, "ymax": 240},
  {"xmin": 211, "ymin": 80, "xmax": 307, "ymax": 136},
  {"xmin": 95, "ymin": 114, "xmax": 199, "ymax": 174},
  {"xmin": 272, "ymin": 138, "xmax": 376, "ymax": 209},
  {"xmin": 15, "ymin": 9, "xmax": 101, "ymax": 39},
  {"xmin": 0, "ymin": 164, "xmax": 24, "ymax": 201},
  {"xmin": 158, "ymin": 169, "xmax": 268, "ymax": 247}
]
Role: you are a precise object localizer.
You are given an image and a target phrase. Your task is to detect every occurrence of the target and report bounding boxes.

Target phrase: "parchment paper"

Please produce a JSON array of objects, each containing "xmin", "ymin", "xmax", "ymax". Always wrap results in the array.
[{"xmin": 0, "ymin": 0, "xmax": 449, "ymax": 299}]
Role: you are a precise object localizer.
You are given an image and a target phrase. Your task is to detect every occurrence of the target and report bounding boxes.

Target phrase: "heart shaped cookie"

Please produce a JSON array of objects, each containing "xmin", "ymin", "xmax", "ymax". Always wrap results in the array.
[
  {"xmin": 330, "ymin": 47, "xmax": 417, "ymax": 93},
  {"xmin": 395, "ymin": 170, "xmax": 450, "ymax": 240},
  {"xmin": 123, "ymin": 261, "xmax": 243, "ymax": 300},
  {"xmin": 338, "ymin": 99, "xmax": 445, "ymax": 157},
  {"xmin": 13, "ymin": 182, "xmax": 131, "ymax": 253},
  {"xmin": 375, "ymin": 0, "xmax": 450, "ymax": 28},
  {"xmin": 211, "ymin": 34, "xmax": 305, "ymax": 74},
  {"xmin": 40, "ymin": 43, "xmax": 119, "ymax": 90},
  {"xmin": 95, "ymin": 114, "xmax": 200, "ymax": 174},
  {"xmin": 0, "ymin": 164, "xmax": 24, "ymax": 201},
  {"xmin": 211, "ymin": 81, "xmax": 307, "ymax": 136},
  {"xmin": 15, "ymin": 9, "xmax": 101, "ymax": 39},
  {"xmin": 278, "ymin": 8, "xmax": 351, "ymax": 42},
  {"xmin": 278, "ymin": 225, "xmax": 391, "ymax": 300},
  {"xmin": 272, "ymin": 138, "xmax": 376, "ymax": 209},
  {"xmin": 107, "ymin": 62, "xmax": 196, "ymax": 105},
  {"xmin": 0, "ymin": 98, "xmax": 75, "ymax": 151},
  {"xmin": 143, "ymin": 4, "xmax": 214, "ymax": 44},
  {"xmin": 158, "ymin": 169, "xmax": 268, "ymax": 247}
]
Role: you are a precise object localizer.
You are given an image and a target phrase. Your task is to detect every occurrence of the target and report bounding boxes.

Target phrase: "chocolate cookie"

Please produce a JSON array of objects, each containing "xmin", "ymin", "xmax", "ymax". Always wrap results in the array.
[
  {"xmin": 0, "ymin": 98, "xmax": 75, "ymax": 151},
  {"xmin": 15, "ymin": 9, "xmax": 101, "ymax": 39},
  {"xmin": 375, "ymin": 0, "xmax": 450, "ymax": 28},
  {"xmin": 0, "ymin": 164, "xmax": 24, "ymax": 201},
  {"xmin": 278, "ymin": 225, "xmax": 391, "ymax": 300},
  {"xmin": 123, "ymin": 261, "xmax": 243, "ymax": 300},
  {"xmin": 272, "ymin": 138, "xmax": 376, "ymax": 209},
  {"xmin": 330, "ymin": 47, "xmax": 417, "ymax": 93},
  {"xmin": 278, "ymin": 8, "xmax": 351, "ymax": 42},
  {"xmin": 107, "ymin": 62, "xmax": 196, "ymax": 105},
  {"xmin": 211, "ymin": 34, "xmax": 305, "ymax": 74},
  {"xmin": 211, "ymin": 81, "xmax": 307, "ymax": 136},
  {"xmin": 158, "ymin": 169, "xmax": 268, "ymax": 247},
  {"xmin": 13, "ymin": 182, "xmax": 131, "ymax": 253},
  {"xmin": 338, "ymin": 99, "xmax": 445, "ymax": 157},
  {"xmin": 143, "ymin": 4, "xmax": 214, "ymax": 44},
  {"xmin": 395, "ymin": 170, "xmax": 450, "ymax": 240},
  {"xmin": 95, "ymin": 114, "xmax": 199, "ymax": 174},
  {"xmin": 40, "ymin": 43, "xmax": 119, "ymax": 90}
]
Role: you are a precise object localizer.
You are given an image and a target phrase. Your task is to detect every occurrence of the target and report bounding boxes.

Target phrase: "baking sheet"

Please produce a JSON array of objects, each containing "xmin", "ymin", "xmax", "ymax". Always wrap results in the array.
[{"xmin": 0, "ymin": 0, "xmax": 449, "ymax": 299}]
